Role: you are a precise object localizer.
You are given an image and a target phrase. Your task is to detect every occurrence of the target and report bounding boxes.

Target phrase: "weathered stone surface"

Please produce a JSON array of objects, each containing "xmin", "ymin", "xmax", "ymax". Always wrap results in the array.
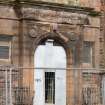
[
  {"xmin": 0, "ymin": 1, "xmax": 103, "ymax": 105},
  {"xmin": 22, "ymin": 7, "xmax": 88, "ymax": 25},
  {"xmin": 26, "ymin": 22, "xmax": 51, "ymax": 37}
]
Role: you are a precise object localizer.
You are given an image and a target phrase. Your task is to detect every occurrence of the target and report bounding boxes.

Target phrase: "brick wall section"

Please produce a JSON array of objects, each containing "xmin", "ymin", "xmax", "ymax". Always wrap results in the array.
[
  {"xmin": 80, "ymin": 0, "xmax": 101, "ymax": 11},
  {"xmin": 100, "ymin": 0, "xmax": 105, "ymax": 68}
]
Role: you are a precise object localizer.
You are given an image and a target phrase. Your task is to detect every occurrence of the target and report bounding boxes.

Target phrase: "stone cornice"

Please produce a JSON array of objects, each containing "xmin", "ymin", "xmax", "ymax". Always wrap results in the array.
[{"xmin": 0, "ymin": 0, "xmax": 101, "ymax": 16}]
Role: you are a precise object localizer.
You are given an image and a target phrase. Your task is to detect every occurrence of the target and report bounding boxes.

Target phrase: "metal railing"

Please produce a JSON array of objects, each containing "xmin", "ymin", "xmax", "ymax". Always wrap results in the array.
[{"xmin": 0, "ymin": 66, "xmax": 104, "ymax": 105}]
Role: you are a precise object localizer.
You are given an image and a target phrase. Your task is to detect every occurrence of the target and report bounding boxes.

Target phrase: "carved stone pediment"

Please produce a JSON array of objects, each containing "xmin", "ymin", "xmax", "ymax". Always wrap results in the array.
[
  {"xmin": 26, "ymin": 21, "xmax": 80, "ymax": 45},
  {"xmin": 27, "ymin": 22, "xmax": 51, "ymax": 37}
]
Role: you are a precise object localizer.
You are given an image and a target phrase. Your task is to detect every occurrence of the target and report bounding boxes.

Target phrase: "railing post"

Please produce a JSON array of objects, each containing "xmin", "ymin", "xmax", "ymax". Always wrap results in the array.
[
  {"xmin": 5, "ymin": 68, "xmax": 8, "ymax": 105},
  {"xmin": 9, "ymin": 68, "xmax": 12, "ymax": 105}
]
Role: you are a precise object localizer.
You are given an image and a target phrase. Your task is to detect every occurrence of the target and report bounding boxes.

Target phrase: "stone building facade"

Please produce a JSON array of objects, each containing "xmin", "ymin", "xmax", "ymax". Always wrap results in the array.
[{"xmin": 0, "ymin": 0, "xmax": 104, "ymax": 105}]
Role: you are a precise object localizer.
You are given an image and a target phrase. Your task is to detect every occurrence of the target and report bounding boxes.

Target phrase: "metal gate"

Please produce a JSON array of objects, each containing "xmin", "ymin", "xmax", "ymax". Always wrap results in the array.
[
  {"xmin": 82, "ymin": 71, "xmax": 102, "ymax": 105},
  {"xmin": 0, "ymin": 66, "xmax": 19, "ymax": 105},
  {"xmin": 0, "ymin": 66, "xmax": 104, "ymax": 105}
]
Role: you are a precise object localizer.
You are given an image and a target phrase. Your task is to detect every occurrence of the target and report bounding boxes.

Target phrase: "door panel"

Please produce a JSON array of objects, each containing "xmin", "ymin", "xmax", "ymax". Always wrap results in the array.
[
  {"xmin": 54, "ymin": 46, "xmax": 66, "ymax": 105},
  {"xmin": 55, "ymin": 70, "xmax": 66, "ymax": 105},
  {"xmin": 34, "ymin": 46, "xmax": 45, "ymax": 105}
]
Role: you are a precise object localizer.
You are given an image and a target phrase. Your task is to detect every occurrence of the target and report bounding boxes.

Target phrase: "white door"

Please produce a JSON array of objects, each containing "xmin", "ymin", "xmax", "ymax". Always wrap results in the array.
[{"xmin": 34, "ymin": 39, "xmax": 66, "ymax": 105}]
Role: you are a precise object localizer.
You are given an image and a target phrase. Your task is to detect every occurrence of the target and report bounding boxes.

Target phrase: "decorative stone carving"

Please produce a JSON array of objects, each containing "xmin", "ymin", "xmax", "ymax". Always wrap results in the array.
[
  {"xmin": 60, "ymin": 31, "xmax": 79, "ymax": 42},
  {"xmin": 27, "ymin": 22, "xmax": 51, "ymax": 37},
  {"xmin": 22, "ymin": 8, "xmax": 88, "ymax": 25},
  {"xmin": 26, "ymin": 20, "xmax": 80, "ymax": 47}
]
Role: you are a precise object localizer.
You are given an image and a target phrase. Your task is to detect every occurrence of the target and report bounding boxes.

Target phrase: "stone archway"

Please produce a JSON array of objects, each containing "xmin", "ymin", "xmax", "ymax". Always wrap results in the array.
[
  {"xmin": 32, "ymin": 32, "xmax": 75, "ymax": 105},
  {"xmin": 33, "ymin": 32, "xmax": 72, "ymax": 71}
]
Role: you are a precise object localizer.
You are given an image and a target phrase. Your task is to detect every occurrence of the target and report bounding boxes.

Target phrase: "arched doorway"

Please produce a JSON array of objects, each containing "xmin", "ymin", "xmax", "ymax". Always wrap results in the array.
[{"xmin": 34, "ymin": 39, "xmax": 66, "ymax": 105}]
